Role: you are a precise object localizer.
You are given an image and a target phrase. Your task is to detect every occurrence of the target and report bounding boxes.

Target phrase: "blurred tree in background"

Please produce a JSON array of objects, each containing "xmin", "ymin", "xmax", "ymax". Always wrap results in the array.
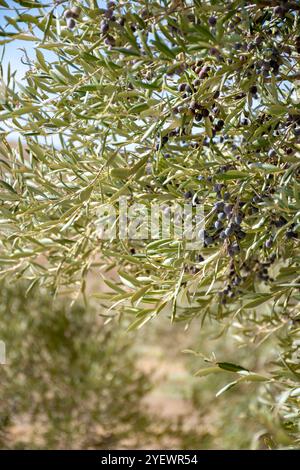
[
  {"xmin": 0, "ymin": 279, "xmax": 151, "ymax": 449},
  {"xmin": 0, "ymin": 0, "xmax": 299, "ymax": 448}
]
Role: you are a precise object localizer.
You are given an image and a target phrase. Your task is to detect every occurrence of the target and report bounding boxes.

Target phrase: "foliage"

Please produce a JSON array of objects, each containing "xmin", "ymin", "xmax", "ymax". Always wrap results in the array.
[
  {"xmin": 0, "ymin": 0, "xmax": 300, "ymax": 448},
  {"xmin": 187, "ymin": 323, "xmax": 300, "ymax": 448}
]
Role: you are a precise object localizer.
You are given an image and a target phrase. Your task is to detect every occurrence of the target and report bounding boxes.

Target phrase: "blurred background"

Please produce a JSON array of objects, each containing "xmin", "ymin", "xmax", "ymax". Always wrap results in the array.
[{"xmin": 0, "ymin": 275, "xmax": 271, "ymax": 449}]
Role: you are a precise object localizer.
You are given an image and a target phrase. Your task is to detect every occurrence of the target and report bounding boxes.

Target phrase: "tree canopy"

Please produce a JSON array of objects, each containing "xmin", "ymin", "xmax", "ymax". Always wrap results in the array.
[{"xmin": 0, "ymin": 0, "xmax": 300, "ymax": 447}]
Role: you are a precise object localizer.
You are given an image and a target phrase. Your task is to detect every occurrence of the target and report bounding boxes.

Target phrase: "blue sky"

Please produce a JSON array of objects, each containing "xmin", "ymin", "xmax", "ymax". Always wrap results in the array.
[
  {"xmin": 0, "ymin": 0, "xmax": 107, "ymax": 81},
  {"xmin": 0, "ymin": 0, "xmax": 107, "ymax": 144},
  {"xmin": 0, "ymin": 1, "xmax": 34, "ymax": 81}
]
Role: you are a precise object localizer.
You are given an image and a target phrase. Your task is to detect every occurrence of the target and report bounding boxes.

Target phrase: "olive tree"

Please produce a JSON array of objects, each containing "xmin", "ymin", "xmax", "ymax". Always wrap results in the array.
[{"xmin": 0, "ymin": 0, "xmax": 299, "ymax": 447}]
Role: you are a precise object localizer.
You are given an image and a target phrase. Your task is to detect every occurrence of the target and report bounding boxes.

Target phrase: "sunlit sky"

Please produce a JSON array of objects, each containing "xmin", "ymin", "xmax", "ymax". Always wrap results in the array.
[
  {"xmin": 0, "ymin": 1, "xmax": 108, "ymax": 144},
  {"xmin": 0, "ymin": 1, "xmax": 33, "ymax": 81},
  {"xmin": 0, "ymin": 0, "xmax": 107, "ymax": 82}
]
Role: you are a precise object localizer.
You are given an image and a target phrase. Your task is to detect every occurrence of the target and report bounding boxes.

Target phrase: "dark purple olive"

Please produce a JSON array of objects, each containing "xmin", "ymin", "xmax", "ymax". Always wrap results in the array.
[
  {"xmin": 214, "ymin": 201, "xmax": 224, "ymax": 211},
  {"xmin": 184, "ymin": 190, "xmax": 193, "ymax": 199},
  {"xmin": 215, "ymin": 220, "xmax": 223, "ymax": 230},
  {"xmin": 208, "ymin": 15, "xmax": 217, "ymax": 27},
  {"xmin": 100, "ymin": 21, "xmax": 109, "ymax": 34},
  {"xmin": 265, "ymin": 238, "xmax": 273, "ymax": 248},
  {"xmin": 274, "ymin": 6, "xmax": 286, "ymax": 17},
  {"xmin": 67, "ymin": 18, "xmax": 76, "ymax": 30}
]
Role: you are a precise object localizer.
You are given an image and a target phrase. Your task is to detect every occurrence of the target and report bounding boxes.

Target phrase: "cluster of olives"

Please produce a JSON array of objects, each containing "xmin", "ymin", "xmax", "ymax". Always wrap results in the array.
[
  {"xmin": 255, "ymin": 49, "xmax": 282, "ymax": 77},
  {"xmin": 99, "ymin": 1, "xmax": 141, "ymax": 47},
  {"xmin": 175, "ymin": 79, "xmax": 225, "ymax": 138},
  {"xmin": 213, "ymin": 199, "xmax": 245, "ymax": 254},
  {"xmin": 219, "ymin": 252, "xmax": 278, "ymax": 304},
  {"xmin": 63, "ymin": 6, "xmax": 81, "ymax": 30},
  {"xmin": 62, "ymin": 1, "xmax": 131, "ymax": 44},
  {"xmin": 93, "ymin": 2, "xmax": 298, "ymax": 265},
  {"xmin": 244, "ymin": 254, "xmax": 276, "ymax": 283},
  {"xmin": 100, "ymin": 1, "xmax": 119, "ymax": 45},
  {"xmin": 220, "ymin": 6, "xmax": 300, "ymax": 92},
  {"xmin": 182, "ymin": 186, "xmax": 246, "ymax": 258},
  {"xmin": 219, "ymin": 262, "xmax": 242, "ymax": 304}
]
